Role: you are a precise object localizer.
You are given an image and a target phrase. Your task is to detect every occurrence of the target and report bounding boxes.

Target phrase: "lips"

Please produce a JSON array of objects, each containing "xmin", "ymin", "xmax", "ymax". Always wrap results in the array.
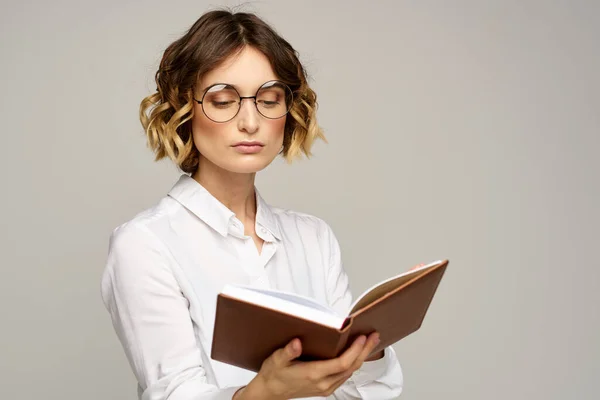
[
  {"xmin": 233, "ymin": 141, "xmax": 264, "ymax": 147},
  {"xmin": 232, "ymin": 141, "xmax": 264, "ymax": 154}
]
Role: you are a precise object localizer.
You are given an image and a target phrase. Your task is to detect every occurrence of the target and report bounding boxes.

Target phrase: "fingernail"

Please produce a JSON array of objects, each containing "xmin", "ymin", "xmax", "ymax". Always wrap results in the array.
[
  {"xmin": 357, "ymin": 335, "xmax": 366, "ymax": 345},
  {"xmin": 373, "ymin": 333, "xmax": 380, "ymax": 344}
]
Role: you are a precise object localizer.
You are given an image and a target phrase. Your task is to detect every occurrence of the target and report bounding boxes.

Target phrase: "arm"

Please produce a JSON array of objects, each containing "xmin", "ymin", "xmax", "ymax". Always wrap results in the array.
[
  {"xmin": 322, "ymin": 223, "xmax": 404, "ymax": 399},
  {"xmin": 101, "ymin": 223, "xmax": 243, "ymax": 400}
]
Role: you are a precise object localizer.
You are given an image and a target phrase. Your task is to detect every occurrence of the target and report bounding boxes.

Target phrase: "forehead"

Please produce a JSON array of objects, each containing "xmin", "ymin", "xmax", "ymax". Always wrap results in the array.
[{"xmin": 198, "ymin": 46, "xmax": 278, "ymax": 94}]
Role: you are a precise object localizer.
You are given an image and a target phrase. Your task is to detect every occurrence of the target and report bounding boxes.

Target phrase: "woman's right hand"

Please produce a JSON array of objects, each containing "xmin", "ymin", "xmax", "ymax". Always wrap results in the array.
[{"xmin": 234, "ymin": 332, "xmax": 380, "ymax": 400}]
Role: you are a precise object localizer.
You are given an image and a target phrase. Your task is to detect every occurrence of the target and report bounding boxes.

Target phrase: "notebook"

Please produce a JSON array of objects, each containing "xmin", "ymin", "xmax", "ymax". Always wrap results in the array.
[{"xmin": 211, "ymin": 259, "xmax": 449, "ymax": 372}]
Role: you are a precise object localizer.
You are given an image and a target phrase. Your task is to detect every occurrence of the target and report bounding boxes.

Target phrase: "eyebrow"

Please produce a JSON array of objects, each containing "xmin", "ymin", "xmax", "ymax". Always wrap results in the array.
[
  {"xmin": 197, "ymin": 81, "xmax": 280, "ymax": 94},
  {"xmin": 198, "ymin": 83, "xmax": 234, "ymax": 93}
]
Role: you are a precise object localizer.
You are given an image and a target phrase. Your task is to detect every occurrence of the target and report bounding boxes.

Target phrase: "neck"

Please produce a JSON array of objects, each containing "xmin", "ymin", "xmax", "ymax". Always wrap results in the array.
[{"xmin": 191, "ymin": 156, "xmax": 257, "ymax": 223}]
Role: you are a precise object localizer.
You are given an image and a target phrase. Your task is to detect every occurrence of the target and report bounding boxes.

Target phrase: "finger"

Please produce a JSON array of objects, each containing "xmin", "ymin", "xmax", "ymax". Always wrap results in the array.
[
  {"xmin": 317, "ymin": 368, "xmax": 354, "ymax": 396},
  {"xmin": 271, "ymin": 338, "xmax": 302, "ymax": 367},
  {"xmin": 410, "ymin": 263, "xmax": 425, "ymax": 271},
  {"xmin": 315, "ymin": 334, "xmax": 381, "ymax": 396},
  {"xmin": 315, "ymin": 335, "xmax": 367, "ymax": 376},
  {"xmin": 353, "ymin": 332, "xmax": 380, "ymax": 367}
]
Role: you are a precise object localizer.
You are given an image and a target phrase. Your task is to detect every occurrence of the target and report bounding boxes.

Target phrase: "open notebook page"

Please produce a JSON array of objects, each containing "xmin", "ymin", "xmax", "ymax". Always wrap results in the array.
[
  {"xmin": 221, "ymin": 285, "xmax": 346, "ymax": 329},
  {"xmin": 347, "ymin": 260, "xmax": 445, "ymax": 315}
]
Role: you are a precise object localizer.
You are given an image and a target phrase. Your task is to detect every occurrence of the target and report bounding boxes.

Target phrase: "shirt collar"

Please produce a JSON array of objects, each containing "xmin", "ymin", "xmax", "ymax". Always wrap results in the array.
[
  {"xmin": 167, "ymin": 174, "xmax": 281, "ymax": 240},
  {"xmin": 255, "ymin": 188, "xmax": 282, "ymax": 240}
]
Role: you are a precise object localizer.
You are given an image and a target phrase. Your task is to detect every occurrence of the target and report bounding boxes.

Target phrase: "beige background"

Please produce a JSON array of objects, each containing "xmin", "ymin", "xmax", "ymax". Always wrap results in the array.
[{"xmin": 1, "ymin": 0, "xmax": 598, "ymax": 399}]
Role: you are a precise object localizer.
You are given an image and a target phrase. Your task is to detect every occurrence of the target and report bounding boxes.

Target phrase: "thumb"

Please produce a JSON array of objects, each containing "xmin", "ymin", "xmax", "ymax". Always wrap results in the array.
[
  {"xmin": 286, "ymin": 338, "xmax": 301, "ymax": 359},
  {"xmin": 269, "ymin": 338, "xmax": 301, "ymax": 368},
  {"xmin": 278, "ymin": 338, "xmax": 301, "ymax": 364}
]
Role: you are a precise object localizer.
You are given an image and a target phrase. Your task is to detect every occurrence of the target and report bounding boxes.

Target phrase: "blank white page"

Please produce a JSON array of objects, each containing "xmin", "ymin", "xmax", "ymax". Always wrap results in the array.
[{"xmin": 221, "ymin": 285, "xmax": 346, "ymax": 329}]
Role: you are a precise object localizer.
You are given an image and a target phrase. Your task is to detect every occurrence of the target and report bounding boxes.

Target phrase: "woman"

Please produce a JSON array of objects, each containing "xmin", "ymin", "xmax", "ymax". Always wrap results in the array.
[{"xmin": 101, "ymin": 9, "xmax": 403, "ymax": 400}]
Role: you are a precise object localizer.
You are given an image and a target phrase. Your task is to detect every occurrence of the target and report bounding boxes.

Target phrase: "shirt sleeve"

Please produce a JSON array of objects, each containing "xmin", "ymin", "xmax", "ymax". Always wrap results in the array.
[
  {"xmin": 322, "ymin": 222, "xmax": 404, "ymax": 399},
  {"xmin": 100, "ymin": 223, "xmax": 243, "ymax": 400}
]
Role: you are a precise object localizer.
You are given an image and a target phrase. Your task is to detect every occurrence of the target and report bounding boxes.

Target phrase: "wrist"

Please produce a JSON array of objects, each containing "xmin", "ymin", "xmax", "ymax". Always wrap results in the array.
[
  {"xmin": 239, "ymin": 375, "xmax": 280, "ymax": 400},
  {"xmin": 232, "ymin": 386, "xmax": 246, "ymax": 400}
]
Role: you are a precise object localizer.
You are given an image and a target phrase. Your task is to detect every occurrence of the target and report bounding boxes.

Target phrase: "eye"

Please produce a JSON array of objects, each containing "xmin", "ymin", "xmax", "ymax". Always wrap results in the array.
[
  {"xmin": 258, "ymin": 99, "xmax": 279, "ymax": 106},
  {"xmin": 257, "ymin": 89, "xmax": 284, "ymax": 108},
  {"xmin": 211, "ymin": 100, "xmax": 237, "ymax": 108}
]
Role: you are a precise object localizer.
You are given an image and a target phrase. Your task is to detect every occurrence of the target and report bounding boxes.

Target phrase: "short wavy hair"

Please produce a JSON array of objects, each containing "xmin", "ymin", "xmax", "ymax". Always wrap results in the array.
[{"xmin": 139, "ymin": 10, "xmax": 326, "ymax": 174}]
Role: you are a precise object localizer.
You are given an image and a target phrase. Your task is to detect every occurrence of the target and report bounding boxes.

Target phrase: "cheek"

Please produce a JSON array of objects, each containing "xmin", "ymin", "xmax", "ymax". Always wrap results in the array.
[
  {"xmin": 191, "ymin": 112, "xmax": 224, "ymax": 150},
  {"xmin": 268, "ymin": 117, "xmax": 287, "ymax": 144}
]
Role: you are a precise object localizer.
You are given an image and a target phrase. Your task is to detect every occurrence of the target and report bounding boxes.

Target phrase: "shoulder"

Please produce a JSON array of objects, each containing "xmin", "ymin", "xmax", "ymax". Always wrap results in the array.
[
  {"xmin": 108, "ymin": 196, "xmax": 180, "ymax": 250},
  {"xmin": 102, "ymin": 199, "xmax": 180, "ymax": 298},
  {"xmin": 105, "ymin": 196, "xmax": 183, "ymax": 272},
  {"xmin": 101, "ymin": 200, "xmax": 186, "ymax": 310}
]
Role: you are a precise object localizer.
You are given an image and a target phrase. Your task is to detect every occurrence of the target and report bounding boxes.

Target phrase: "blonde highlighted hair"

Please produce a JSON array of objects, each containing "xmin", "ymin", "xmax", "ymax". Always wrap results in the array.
[{"xmin": 139, "ymin": 10, "xmax": 326, "ymax": 174}]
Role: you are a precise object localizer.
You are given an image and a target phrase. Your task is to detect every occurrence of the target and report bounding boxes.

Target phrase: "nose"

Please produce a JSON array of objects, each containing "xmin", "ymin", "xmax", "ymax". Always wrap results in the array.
[{"xmin": 236, "ymin": 97, "xmax": 259, "ymax": 134}]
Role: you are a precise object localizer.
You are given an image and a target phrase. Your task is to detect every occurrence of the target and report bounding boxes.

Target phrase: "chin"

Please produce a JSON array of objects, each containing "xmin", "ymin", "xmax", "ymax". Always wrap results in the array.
[{"xmin": 222, "ymin": 156, "xmax": 275, "ymax": 174}]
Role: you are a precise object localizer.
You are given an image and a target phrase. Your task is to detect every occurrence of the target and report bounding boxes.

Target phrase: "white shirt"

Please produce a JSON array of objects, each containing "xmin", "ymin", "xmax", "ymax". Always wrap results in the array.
[{"xmin": 101, "ymin": 174, "xmax": 403, "ymax": 400}]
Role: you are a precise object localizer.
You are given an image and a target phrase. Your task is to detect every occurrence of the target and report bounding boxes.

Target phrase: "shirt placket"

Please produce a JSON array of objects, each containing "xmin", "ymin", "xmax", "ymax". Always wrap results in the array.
[
  {"xmin": 251, "ymin": 225, "xmax": 277, "ymax": 288},
  {"xmin": 228, "ymin": 218, "xmax": 272, "ymax": 286}
]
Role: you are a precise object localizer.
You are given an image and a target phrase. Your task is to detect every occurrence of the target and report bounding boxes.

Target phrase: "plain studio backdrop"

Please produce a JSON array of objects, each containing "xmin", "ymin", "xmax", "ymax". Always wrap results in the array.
[{"xmin": 1, "ymin": 0, "xmax": 598, "ymax": 399}]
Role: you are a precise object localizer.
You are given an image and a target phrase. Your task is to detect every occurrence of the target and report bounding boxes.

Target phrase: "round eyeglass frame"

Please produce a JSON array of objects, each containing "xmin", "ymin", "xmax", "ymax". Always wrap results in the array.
[{"xmin": 192, "ymin": 80, "xmax": 294, "ymax": 123}]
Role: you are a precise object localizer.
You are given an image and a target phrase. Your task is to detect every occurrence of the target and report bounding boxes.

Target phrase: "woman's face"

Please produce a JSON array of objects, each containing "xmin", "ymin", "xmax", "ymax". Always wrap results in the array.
[{"xmin": 191, "ymin": 46, "xmax": 287, "ymax": 175}]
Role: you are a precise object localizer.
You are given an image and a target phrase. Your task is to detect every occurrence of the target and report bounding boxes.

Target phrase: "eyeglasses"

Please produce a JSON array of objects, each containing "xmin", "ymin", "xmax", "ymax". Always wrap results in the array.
[{"xmin": 193, "ymin": 80, "xmax": 294, "ymax": 123}]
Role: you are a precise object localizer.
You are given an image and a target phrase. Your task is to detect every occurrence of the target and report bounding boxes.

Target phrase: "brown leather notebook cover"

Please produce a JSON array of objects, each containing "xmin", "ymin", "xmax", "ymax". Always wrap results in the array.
[{"xmin": 211, "ymin": 259, "xmax": 448, "ymax": 372}]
